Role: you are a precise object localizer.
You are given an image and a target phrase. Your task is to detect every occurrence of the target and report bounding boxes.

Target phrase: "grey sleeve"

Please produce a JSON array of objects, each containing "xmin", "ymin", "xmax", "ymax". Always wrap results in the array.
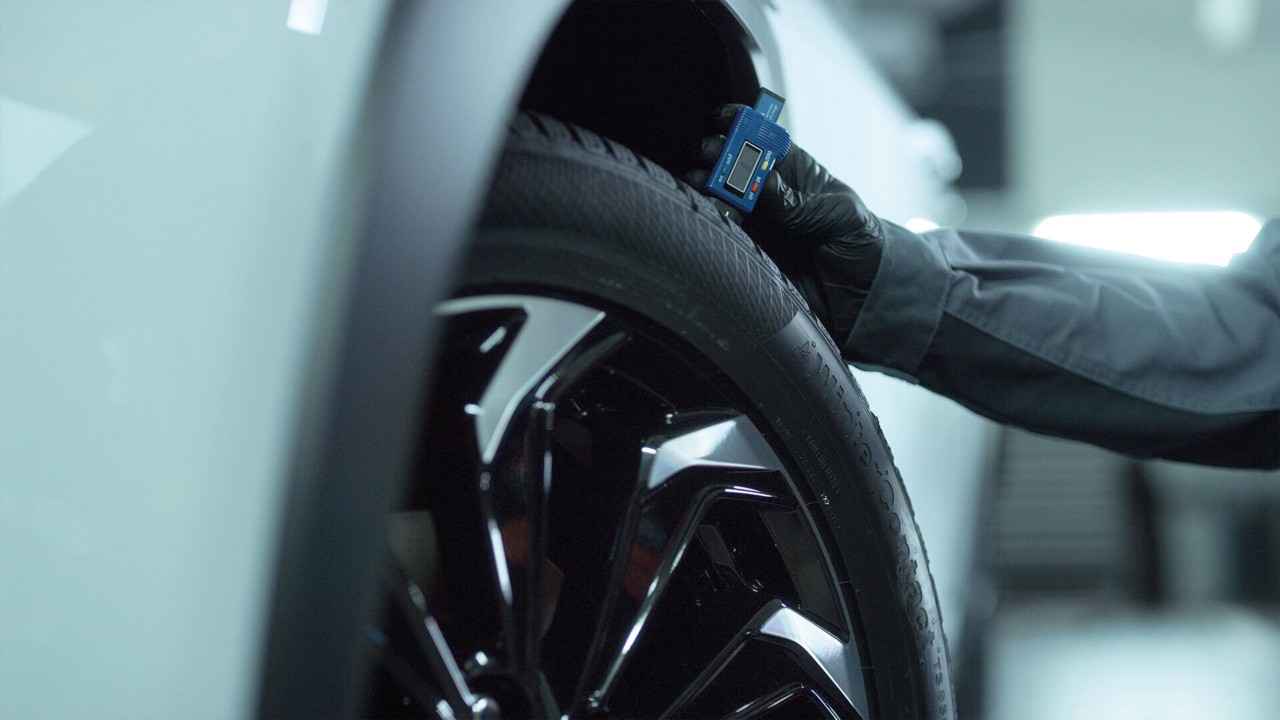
[{"xmin": 844, "ymin": 218, "xmax": 1280, "ymax": 469}]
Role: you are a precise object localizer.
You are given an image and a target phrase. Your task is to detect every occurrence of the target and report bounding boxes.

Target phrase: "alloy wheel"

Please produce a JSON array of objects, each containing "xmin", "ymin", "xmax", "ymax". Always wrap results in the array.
[{"xmin": 362, "ymin": 294, "xmax": 873, "ymax": 719}]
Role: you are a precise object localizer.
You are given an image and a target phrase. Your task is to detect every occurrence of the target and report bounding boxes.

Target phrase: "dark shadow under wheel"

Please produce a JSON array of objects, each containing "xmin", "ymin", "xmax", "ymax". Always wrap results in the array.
[{"xmin": 361, "ymin": 114, "xmax": 953, "ymax": 719}]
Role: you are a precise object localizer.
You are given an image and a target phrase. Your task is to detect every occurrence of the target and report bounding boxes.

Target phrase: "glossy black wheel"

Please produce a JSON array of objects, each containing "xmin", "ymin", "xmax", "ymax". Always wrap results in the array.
[
  {"xmin": 365, "ymin": 294, "xmax": 872, "ymax": 719},
  {"xmin": 360, "ymin": 113, "xmax": 953, "ymax": 719}
]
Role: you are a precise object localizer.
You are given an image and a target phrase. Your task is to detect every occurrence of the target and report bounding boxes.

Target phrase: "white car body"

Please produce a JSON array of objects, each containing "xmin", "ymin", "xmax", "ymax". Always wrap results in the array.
[{"xmin": 0, "ymin": 1, "xmax": 987, "ymax": 717}]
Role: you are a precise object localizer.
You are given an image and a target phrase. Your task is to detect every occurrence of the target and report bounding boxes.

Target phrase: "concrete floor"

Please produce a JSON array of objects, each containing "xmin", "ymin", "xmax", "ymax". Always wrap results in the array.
[{"xmin": 987, "ymin": 600, "xmax": 1280, "ymax": 720}]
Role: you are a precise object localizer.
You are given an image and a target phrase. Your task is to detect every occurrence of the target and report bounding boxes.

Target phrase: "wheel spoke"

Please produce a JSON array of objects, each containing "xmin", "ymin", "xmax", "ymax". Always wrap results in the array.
[
  {"xmin": 474, "ymin": 400, "xmax": 557, "ymax": 680},
  {"xmin": 376, "ymin": 564, "xmax": 476, "ymax": 719},
  {"xmin": 660, "ymin": 598, "xmax": 791, "ymax": 718},
  {"xmin": 755, "ymin": 605, "xmax": 869, "ymax": 720},
  {"xmin": 724, "ymin": 685, "xmax": 844, "ymax": 720},
  {"xmin": 433, "ymin": 295, "xmax": 627, "ymax": 713},
  {"xmin": 396, "ymin": 294, "xmax": 878, "ymax": 720},
  {"xmin": 574, "ymin": 414, "xmax": 797, "ymax": 712},
  {"xmin": 519, "ymin": 401, "xmax": 555, "ymax": 675},
  {"xmin": 656, "ymin": 600, "xmax": 866, "ymax": 720},
  {"xmin": 722, "ymin": 682, "xmax": 806, "ymax": 720},
  {"xmin": 436, "ymin": 295, "xmax": 607, "ymax": 464},
  {"xmin": 639, "ymin": 414, "xmax": 795, "ymax": 491}
]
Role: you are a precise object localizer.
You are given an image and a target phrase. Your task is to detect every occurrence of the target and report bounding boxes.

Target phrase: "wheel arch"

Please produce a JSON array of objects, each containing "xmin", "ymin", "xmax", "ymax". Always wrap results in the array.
[
  {"xmin": 257, "ymin": 1, "xmax": 780, "ymax": 717},
  {"xmin": 520, "ymin": 0, "xmax": 769, "ymax": 178}
]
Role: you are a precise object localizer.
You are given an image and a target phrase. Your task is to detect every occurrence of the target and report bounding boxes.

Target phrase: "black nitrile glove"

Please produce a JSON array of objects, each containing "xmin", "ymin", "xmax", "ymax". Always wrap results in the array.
[{"xmin": 686, "ymin": 103, "xmax": 885, "ymax": 348}]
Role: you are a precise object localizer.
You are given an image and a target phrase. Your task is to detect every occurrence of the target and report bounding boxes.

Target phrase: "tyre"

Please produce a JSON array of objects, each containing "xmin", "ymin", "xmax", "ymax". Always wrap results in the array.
[{"xmin": 361, "ymin": 114, "xmax": 953, "ymax": 719}]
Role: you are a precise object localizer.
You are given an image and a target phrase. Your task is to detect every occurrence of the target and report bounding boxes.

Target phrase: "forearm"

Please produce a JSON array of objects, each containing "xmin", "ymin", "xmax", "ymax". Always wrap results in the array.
[{"xmin": 845, "ymin": 221, "xmax": 1280, "ymax": 469}]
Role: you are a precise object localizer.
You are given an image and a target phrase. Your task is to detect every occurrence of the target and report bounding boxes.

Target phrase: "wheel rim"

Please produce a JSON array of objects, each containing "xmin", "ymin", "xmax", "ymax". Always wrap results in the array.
[{"xmin": 362, "ymin": 294, "xmax": 872, "ymax": 720}]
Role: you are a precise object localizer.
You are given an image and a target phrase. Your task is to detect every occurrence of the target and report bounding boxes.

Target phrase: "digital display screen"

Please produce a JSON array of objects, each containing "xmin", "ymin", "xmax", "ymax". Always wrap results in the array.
[{"xmin": 725, "ymin": 141, "xmax": 763, "ymax": 197}]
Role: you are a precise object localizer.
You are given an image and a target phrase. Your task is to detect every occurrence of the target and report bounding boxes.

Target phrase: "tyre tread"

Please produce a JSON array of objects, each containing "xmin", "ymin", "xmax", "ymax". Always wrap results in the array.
[{"xmin": 477, "ymin": 111, "xmax": 954, "ymax": 720}]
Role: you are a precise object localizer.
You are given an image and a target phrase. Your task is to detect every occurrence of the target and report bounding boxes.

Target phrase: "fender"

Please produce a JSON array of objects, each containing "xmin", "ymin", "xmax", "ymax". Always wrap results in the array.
[
  {"xmin": 260, "ymin": 1, "xmax": 788, "ymax": 716},
  {"xmin": 258, "ymin": 1, "xmax": 571, "ymax": 716}
]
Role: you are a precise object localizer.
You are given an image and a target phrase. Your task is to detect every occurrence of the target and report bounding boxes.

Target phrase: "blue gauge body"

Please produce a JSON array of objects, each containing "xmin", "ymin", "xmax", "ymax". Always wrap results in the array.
[{"xmin": 704, "ymin": 89, "xmax": 791, "ymax": 213}]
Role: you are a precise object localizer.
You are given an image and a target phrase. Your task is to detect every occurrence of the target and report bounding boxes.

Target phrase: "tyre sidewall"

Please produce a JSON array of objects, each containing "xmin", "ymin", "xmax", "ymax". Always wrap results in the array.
[
  {"xmin": 464, "ymin": 225, "xmax": 950, "ymax": 720},
  {"xmin": 462, "ymin": 115, "xmax": 952, "ymax": 718}
]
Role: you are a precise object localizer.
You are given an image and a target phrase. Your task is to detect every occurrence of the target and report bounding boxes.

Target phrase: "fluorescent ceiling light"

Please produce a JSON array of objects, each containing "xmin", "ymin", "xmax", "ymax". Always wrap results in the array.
[{"xmin": 1032, "ymin": 211, "xmax": 1262, "ymax": 266}]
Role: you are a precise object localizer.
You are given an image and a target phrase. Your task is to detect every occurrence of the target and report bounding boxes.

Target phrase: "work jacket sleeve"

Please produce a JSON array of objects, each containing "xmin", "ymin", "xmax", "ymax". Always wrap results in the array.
[{"xmin": 845, "ymin": 218, "xmax": 1280, "ymax": 469}]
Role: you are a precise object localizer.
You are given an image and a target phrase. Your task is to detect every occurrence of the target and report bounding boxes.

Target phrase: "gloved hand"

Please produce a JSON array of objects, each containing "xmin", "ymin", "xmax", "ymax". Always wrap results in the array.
[{"xmin": 686, "ymin": 103, "xmax": 886, "ymax": 347}]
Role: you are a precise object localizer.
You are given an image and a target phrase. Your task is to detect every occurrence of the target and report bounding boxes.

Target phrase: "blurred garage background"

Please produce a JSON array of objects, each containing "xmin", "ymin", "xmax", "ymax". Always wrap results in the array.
[{"xmin": 848, "ymin": 1, "xmax": 1280, "ymax": 718}]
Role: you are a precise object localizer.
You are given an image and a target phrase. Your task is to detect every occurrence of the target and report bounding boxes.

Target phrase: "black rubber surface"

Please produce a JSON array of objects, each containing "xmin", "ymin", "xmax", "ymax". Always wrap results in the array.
[{"xmin": 462, "ymin": 112, "xmax": 954, "ymax": 719}]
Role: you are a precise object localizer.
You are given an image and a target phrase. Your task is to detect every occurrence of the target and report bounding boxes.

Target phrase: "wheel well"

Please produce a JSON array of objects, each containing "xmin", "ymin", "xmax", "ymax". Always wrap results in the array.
[{"xmin": 520, "ymin": 0, "xmax": 760, "ymax": 178}]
